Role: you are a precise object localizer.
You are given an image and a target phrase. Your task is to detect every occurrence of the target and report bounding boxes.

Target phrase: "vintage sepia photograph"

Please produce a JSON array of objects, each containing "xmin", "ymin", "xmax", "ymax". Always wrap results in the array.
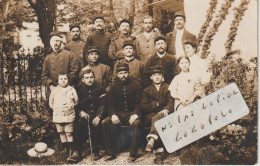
[{"xmin": 0, "ymin": 0, "xmax": 257, "ymax": 165}]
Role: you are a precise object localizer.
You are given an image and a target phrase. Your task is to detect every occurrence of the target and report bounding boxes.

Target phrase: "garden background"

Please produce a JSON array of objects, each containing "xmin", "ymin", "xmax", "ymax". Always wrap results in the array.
[{"xmin": 0, "ymin": 0, "xmax": 258, "ymax": 164}]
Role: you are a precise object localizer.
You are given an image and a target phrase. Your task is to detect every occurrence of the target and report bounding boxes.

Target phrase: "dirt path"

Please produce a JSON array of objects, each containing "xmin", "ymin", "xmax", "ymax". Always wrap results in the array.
[{"xmin": 78, "ymin": 151, "xmax": 181, "ymax": 165}]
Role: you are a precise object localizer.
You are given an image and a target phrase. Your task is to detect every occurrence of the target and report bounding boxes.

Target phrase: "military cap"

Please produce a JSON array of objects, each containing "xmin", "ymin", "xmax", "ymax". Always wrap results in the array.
[
  {"xmin": 154, "ymin": 34, "xmax": 166, "ymax": 43},
  {"xmin": 116, "ymin": 63, "xmax": 129, "ymax": 72},
  {"xmin": 50, "ymin": 31, "xmax": 62, "ymax": 38},
  {"xmin": 119, "ymin": 19, "xmax": 132, "ymax": 27},
  {"xmin": 174, "ymin": 11, "xmax": 186, "ymax": 20},
  {"xmin": 114, "ymin": 51, "xmax": 125, "ymax": 60},
  {"xmin": 88, "ymin": 46, "xmax": 100, "ymax": 54},
  {"xmin": 183, "ymin": 37, "xmax": 197, "ymax": 48},
  {"xmin": 150, "ymin": 65, "xmax": 164, "ymax": 75},
  {"xmin": 122, "ymin": 39, "xmax": 135, "ymax": 48},
  {"xmin": 93, "ymin": 14, "xmax": 105, "ymax": 23},
  {"xmin": 69, "ymin": 23, "xmax": 81, "ymax": 31}
]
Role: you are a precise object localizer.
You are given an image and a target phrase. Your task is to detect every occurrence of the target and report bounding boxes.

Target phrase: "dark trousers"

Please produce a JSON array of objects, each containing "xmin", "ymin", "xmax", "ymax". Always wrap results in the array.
[
  {"xmin": 73, "ymin": 117, "xmax": 103, "ymax": 155},
  {"xmin": 102, "ymin": 116, "xmax": 142, "ymax": 157}
]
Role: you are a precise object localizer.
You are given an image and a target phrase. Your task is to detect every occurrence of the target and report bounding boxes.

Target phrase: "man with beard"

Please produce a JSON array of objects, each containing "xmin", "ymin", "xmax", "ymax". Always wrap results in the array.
[
  {"xmin": 83, "ymin": 15, "xmax": 113, "ymax": 67},
  {"xmin": 108, "ymin": 19, "xmax": 134, "ymax": 62},
  {"xmin": 135, "ymin": 15, "xmax": 159, "ymax": 63},
  {"xmin": 166, "ymin": 11, "xmax": 196, "ymax": 58},
  {"xmin": 65, "ymin": 23, "xmax": 86, "ymax": 69},
  {"xmin": 102, "ymin": 63, "xmax": 143, "ymax": 163},
  {"xmin": 144, "ymin": 34, "xmax": 179, "ymax": 87},
  {"xmin": 42, "ymin": 31, "xmax": 79, "ymax": 98}
]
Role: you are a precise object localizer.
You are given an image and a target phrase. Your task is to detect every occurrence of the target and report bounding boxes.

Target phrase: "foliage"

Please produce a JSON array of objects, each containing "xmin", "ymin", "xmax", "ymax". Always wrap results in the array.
[{"xmin": 224, "ymin": 0, "xmax": 250, "ymax": 52}]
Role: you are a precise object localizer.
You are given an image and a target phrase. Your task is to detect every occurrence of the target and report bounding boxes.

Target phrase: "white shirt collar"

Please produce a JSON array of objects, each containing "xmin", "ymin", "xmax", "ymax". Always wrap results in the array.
[{"xmin": 157, "ymin": 52, "xmax": 166, "ymax": 58}]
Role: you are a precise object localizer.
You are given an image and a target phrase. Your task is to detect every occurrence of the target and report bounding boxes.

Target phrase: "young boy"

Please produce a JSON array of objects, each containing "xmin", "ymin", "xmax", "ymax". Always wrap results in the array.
[
  {"xmin": 49, "ymin": 74, "xmax": 78, "ymax": 161},
  {"xmin": 112, "ymin": 39, "xmax": 144, "ymax": 86},
  {"xmin": 81, "ymin": 46, "xmax": 112, "ymax": 92},
  {"xmin": 69, "ymin": 69, "xmax": 107, "ymax": 163},
  {"xmin": 141, "ymin": 65, "xmax": 174, "ymax": 164}
]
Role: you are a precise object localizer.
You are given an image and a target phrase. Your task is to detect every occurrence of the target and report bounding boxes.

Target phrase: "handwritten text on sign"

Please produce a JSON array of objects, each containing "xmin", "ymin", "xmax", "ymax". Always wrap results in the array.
[{"xmin": 154, "ymin": 83, "xmax": 249, "ymax": 153}]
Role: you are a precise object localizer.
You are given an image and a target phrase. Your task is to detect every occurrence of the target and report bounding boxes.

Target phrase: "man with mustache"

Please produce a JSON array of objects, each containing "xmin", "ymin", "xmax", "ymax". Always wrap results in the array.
[
  {"xmin": 102, "ymin": 63, "xmax": 143, "ymax": 163},
  {"xmin": 144, "ymin": 34, "xmax": 179, "ymax": 87},
  {"xmin": 135, "ymin": 15, "xmax": 159, "ymax": 63},
  {"xmin": 166, "ymin": 11, "xmax": 196, "ymax": 58},
  {"xmin": 65, "ymin": 23, "xmax": 86, "ymax": 69},
  {"xmin": 108, "ymin": 19, "xmax": 135, "ymax": 63},
  {"xmin": 83, "ymin": 15, "xmax": 113, "ymax": 68},
  {"xmin": 42, "ymin": 31, "xmax": 79, "ymax": 98}
]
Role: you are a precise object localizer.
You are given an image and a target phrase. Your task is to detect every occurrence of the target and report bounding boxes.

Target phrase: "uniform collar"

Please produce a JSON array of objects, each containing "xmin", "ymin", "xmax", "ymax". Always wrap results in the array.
[{"xmin": 124, "ymin": 56, "xmax": 135, "ymax": 62}]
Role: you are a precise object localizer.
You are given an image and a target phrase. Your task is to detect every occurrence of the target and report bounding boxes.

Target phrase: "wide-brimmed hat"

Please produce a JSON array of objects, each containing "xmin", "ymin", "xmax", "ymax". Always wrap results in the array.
[{"xmin": 27, "ymin": 142, "xmax": 55, "ymax": 158}]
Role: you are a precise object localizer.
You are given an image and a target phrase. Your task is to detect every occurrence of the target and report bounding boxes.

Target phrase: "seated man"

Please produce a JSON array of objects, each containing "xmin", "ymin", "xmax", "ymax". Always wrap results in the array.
[
  {"xmin": 69, "ymin": 69, "xmax": 107, "ymax": 162},
  {"xmin": 81, "ymin": 46, "xmax": 112, "ymax": 92},
  {"xmin": 102, "ymin": 63, "xmax": 143, "ymax": 163},
  {"xmin": 141, "ymin": 65, "xmax": 174, "ymax": 164}
]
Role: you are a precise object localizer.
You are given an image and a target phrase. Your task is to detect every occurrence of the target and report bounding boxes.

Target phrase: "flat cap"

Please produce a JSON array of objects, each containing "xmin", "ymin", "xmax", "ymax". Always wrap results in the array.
[
  {"xmin": 69, "ymin": 23, "xmax": 80, "ymax": 31},
  {"xmin": 122, "ymin": 39, "xmax": 135, "ymax": 48},
  {"xmin": 87, "ymin": 46, "xmax": 100, "ymax": 54},
  {"xmin": 174, "ymin": 11, "xmax": 186, "ymax": 20},
  {"xmin": 150, "ymin": 65, "xmax": 164, "ymax": 75},
  {"xmin": 93, "ymin": 14, "xmax": 105, "ymax": 23},
  {"xmin": 154, "ymin": 34, "xmax": 166, "ymax": 43},
  {"xmin": 183, "ymin": 37, "xmax": 197, "ymax": 48},
  {"xmin": 119, "ymin": 19, "xmax": 132, "ymax": 27},
  {"xmin": 50, "ymin": 31, "xmax": 62, "ymax": 38},
  {"xmin": 116, "ymin": 63, "xmax": 129, "ymax": 72}
]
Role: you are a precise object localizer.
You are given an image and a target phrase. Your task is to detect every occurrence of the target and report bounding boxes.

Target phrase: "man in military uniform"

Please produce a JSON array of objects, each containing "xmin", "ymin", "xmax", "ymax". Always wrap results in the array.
[
  {"xmin": 42, "ymin": 31, "xmax": 79, "ymax": 98},
  {"xmin": 144, "ymin": 34, "xmax": 179, "ymax": 87},
  {"xmin": 65, "ymin": 23, "xmax": 86, "ymax": 68},
  {"xmin": 108, "ymin": 19, "xmax": 133, "ymax": 62},
  {"xmin": 166, "ymin": 11, "xmax": 196, "ymax": 58},
  {"xmin": 83, "ymin": 15, "xmax": 113, "ymax": 67},
  {"xmin": 135, "ymin": 15, "xmax": 159, "ymax": 63},
  {"xmin": 102, "ymin": 63, "xmax": 143, "ymax": 163},
  {"xmin": 69, "ymin": 69, "xmax": 107, "ymax": 163},
  {"xmin": 112, "ymin": 39, "xmax": 144, "ymax": 86}
]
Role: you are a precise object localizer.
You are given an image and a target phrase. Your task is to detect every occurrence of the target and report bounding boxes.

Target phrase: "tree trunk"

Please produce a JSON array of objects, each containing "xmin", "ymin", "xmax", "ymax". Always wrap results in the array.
[
  {"xmin": 129, "ymin": 0, "xmax": 135, "ymax": 25},
  {"xmin": 148, "ymin": 0, "xmax": 153, "ymax": 17},
  {"xmin": 109, "ymin": 0, "xmax": 118, "ymax": 29}
]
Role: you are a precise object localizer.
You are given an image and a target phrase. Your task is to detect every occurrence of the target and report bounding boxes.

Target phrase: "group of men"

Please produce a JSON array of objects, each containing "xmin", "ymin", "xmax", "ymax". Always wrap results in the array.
[{"xmin": 42, "ymin": 11, "xmax": 197, "ymax": 164}]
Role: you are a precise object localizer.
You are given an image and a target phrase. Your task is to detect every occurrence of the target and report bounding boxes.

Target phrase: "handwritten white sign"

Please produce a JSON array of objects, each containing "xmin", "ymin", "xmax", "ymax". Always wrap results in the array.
[{"xmin": 154, "ymin": 83, "xmax": 250, "ymax": 153}]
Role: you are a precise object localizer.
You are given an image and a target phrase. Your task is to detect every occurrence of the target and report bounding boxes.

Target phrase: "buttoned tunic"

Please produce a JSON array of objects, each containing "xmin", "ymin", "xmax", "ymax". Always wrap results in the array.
[
  {"xmin": 65, "ymin": 39, "xmax": 86, "ymax": 68},
  {"xmin": 78, "ymin": 83, "xmax": 106, "ymax": 119},
  {"xmin": 135, "ymin": 31, "xmax": 158, "ymax": 63},
  {"xmin": 108, "ymin": 78, "xmax": 142, "ymax": 121},
  {"xmin": 112, "ymin": 58, "xmax": 144, "ymax": 85},
  {"xmin": 42, "ymin": 49, "xmax": 79, "ymax": 88},
  {"xmin": 49, "ymin": 85, "xmax": 78, "ymax": 123},
  {"xmin": 144, "ymin": 53, "xmax": 179, "ymax": 87}
]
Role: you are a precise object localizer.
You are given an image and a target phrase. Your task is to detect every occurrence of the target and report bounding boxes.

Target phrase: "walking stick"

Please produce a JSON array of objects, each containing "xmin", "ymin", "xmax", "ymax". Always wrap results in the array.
[{"xmin": 87, "ymin": 118, "xmax": 94, "ymax": 164}]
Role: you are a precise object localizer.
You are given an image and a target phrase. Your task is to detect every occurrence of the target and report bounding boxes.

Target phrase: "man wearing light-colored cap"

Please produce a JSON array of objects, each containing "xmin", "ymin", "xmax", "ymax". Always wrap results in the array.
[
  {"xmin": 166, "ymin": 11, "xmax": 196, "ymax": 58},
  {"xmin": 65, "ymin": 23, "xmax": 86, "ymax": 68},
  {"xmin": 42, "ymin": 31, "xmax": 79, "ymax": 98}
]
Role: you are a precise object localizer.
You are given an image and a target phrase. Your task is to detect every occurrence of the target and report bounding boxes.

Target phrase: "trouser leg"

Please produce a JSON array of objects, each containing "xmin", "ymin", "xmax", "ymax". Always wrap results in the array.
[{"xmin": 129, "ymin": 119, "xmax": 142, "ymax": 157}]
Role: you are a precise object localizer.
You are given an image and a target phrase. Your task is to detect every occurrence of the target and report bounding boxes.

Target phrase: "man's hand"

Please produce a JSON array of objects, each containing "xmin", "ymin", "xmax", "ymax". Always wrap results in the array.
[
  {"xmin": 50, "ymin": 85, "xmax": 55, "ymax": 92},
  {"xmin": 160, "ymin": 109, "xmax": 169, "ymax": 117},
  {"xmin": 129, "ymin": 114, "xmax": 138, "ymax": 125},
  {"xmin": 92, "ymin": 116, "xmax": 100, "ymax": 126},
  {"xmin": 111, "ymin": 115, "xmax": 120, "ymax": 124},
  {"xmin": 80, "ymin": 111, "xmax": 89, "ymax": 119}
]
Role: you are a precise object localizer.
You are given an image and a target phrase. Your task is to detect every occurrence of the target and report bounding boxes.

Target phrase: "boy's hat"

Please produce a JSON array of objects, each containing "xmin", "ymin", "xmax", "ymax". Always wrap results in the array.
[
  {"xmin": 122, "ymin": 39, "xmax": 135, "ymax": 48},
  {"xmin": 154, "ymin": 34, "xmax": 166, "ymax": 43},
  {"xmin": 150, "ymin": 65, "xmax": 164, "ymax": 75},
  {"xmin": 174, "ymin": 11, "xmax": 186, "ymax": 20},
  {"xmin": 93, "ymin": 14, "xmax": 105, "ymax": 23},
  {"xmin": 27, "ymin": 142, "xmax": 55, "ymax": 158},
  {"xmin": 119, "ymin": 19, "xmax": 132, "ymax": 27},
  {"xmin": 50, "ymin": 31, "xmax": 62, "ymax": 38},
  {"xmin": 116, "ymin": 63, "xmax": 129, "ymax": 72},
  {"xmin": 69, "ymin": 23, "xmax": 81, "ymax": 31},
  {"xmin": 183, "ymin": 37, "xmax": 197, "ymax": 48},
  {"xmin": 88, "ymin": 46, "xmax": 100, "ymax": 54}
]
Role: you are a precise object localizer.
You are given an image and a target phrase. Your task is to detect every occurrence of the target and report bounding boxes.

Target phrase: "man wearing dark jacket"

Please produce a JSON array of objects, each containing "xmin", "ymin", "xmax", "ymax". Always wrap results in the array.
[
  {"xmin": 102, "ymin": 63, "xmax": 142, "ymax": 163},
  {"xmin": 141, "ymin": 65, "xmax": 174, "ymax": 164},
  {"xmin": 144, "ymin": 34, "xmax": 179, "ymax": 87},
  {"xmin": 83, "ymin": 15, "xmax": 113, "ymax": 67},
  {"xmin": 69, "ymin": 69, "xmax": 107, "ymax": 162}
]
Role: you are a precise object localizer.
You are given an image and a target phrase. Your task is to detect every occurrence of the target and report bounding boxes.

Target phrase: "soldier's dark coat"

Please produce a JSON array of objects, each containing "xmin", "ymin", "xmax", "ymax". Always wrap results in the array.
[{"xmin": 65, "ymin": 39, "xmax": 86, "ymax": 68}]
